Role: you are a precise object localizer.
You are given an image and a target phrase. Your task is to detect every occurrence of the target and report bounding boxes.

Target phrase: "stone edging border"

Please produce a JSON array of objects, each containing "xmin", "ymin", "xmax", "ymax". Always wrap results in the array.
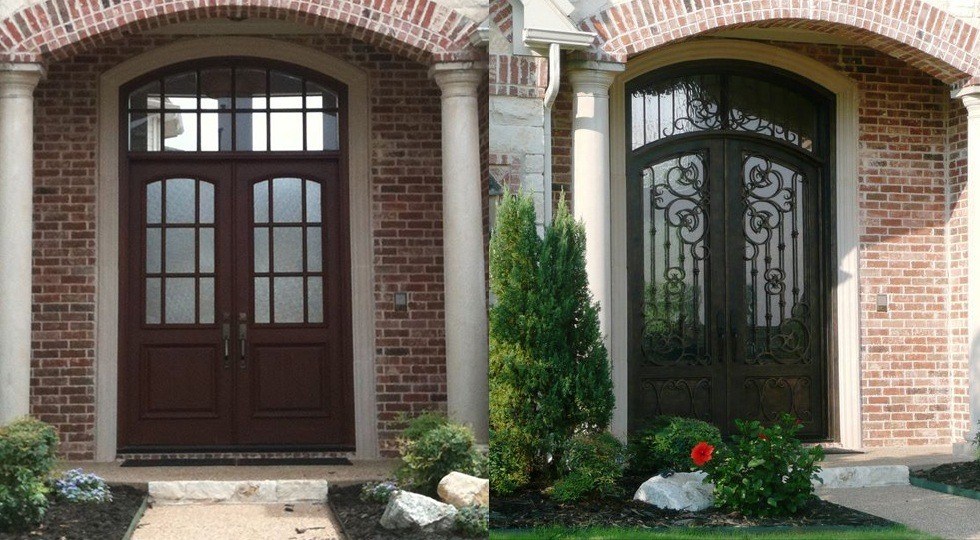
[
  {"xmin": 122, "ymin": 493, "xmax": 150, "ymax": 540},
  {"xmin": 909, "ymin": 475, "xmax": 980, "ymax": 501}
]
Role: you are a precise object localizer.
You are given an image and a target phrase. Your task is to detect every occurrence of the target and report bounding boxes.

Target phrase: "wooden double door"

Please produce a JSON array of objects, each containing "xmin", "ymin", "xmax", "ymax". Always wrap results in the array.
[{"xmin": 120, "ymin": 157, "xmax": 353, "ymax": 450}]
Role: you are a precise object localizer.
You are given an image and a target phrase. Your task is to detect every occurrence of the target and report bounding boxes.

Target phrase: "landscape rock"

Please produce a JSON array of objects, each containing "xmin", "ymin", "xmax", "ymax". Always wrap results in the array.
[
  {"xmin": 633, "ymin": 472, "xmax": 714, "ymax": 511},
  {"xmin": 437, "ymin": 471, "xmax": 490, "ymax": 508},
  {"xmin": 380, "ymin": 490, "xmax": 458, "ymax": 532}
]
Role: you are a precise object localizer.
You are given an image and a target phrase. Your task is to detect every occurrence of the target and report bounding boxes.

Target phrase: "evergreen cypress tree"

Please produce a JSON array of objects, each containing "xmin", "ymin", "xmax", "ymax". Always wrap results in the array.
[{"xmin": 488, "ymin": 191, "xmax": 615, "ymax": 492}]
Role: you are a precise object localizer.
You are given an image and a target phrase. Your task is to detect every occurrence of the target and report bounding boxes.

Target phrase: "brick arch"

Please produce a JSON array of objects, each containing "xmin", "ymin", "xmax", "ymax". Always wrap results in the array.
[
  {"xmin": 581, "ymin": 0, "xmax": 980, "ymax": 84},
  {"xmin": 0, "ymin": 0, "xmax": 480, "ymax": 64}
]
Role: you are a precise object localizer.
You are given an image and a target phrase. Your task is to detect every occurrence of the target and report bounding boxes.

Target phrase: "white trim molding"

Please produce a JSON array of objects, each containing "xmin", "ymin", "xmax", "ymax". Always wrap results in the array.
[
  {"xmin": 95, "ymin": 37, "xmax": 377, "ymax": 460},
  {"xmin": 608, "ymin": 39, "xmax": 863, "ymax": 449}
]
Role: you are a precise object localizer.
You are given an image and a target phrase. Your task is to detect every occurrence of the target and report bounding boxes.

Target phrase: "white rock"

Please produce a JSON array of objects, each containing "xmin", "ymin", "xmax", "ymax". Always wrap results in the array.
[
  {"xmin": 438, "ymin": 471, "xmax": 489, "ymax": 508},
  {"xmin": 380, "ymin": 490, "xmax": 459, "ymax": 532},
  {"xmin": 633, "ymin": 472, "xmax": 714, "ymax": 511}
]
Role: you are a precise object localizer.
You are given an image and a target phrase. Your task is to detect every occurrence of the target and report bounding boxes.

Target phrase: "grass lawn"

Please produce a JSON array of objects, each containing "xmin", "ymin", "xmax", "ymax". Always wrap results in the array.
[{"xmin": 490, "ymin": 525, "xmax": 936, "ymax": 540}]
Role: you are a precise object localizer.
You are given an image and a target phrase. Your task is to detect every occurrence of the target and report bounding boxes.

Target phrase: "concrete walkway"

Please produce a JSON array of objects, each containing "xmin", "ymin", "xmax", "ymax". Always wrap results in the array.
[
  {"xmin": 132, "ymin": 502, "xmax": 343, "ymax": 540},
  {"xmin": 821, "ymin": 485, "xmax": 980, "ymax": 539}
]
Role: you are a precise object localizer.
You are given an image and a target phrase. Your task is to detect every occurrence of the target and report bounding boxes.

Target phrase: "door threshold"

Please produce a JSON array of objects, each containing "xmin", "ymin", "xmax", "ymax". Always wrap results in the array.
[{"xmin": 119, "ymin": 456, "xmax": 352, "ymax": 467}]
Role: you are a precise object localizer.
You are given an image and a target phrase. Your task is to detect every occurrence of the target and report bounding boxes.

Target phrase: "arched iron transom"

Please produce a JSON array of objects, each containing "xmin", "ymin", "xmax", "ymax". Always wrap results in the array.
[{"xmin": 626, "ymin": 61, "xmax": 834, "ymax": 440}]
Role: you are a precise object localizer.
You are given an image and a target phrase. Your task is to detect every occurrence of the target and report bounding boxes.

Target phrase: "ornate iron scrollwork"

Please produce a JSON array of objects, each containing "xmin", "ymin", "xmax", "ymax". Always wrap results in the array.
[
  {"xmin": 742, "ymin": 377, "xmax": 813, "ymax": 423},
  {"xmin": 641, "ymin": 153, "xmax": 710, "ymax": 367},
  {"xmin": 642, "ymin": 378, "xmax": 712, "ymax": 421},
  {"xmin": 742, "ymin": 153, "xmax": 811, "ymax": 366}
]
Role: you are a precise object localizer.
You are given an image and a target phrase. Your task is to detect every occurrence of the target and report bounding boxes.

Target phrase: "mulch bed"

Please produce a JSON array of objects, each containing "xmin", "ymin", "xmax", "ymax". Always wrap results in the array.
[
  {"xmin": 912, "ymin": 461, "xmax": 980, "ymax": 492},
  {"xmin": 329, "ymin": 483, "xmax": 482, "ymax": 539},
  {"xmin": 491, "ymin": 474, "xmax": 893, "ymax": 531},
  {"xmin": 0, "ymin": 485, "xmax": 146, "ymax": 540}
]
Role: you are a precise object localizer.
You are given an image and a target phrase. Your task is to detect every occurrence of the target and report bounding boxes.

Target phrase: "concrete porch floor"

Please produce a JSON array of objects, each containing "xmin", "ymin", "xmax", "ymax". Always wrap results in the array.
[
  {"xmin": 822, "ymin": 445, "xmax": 969, "ymax": 470},
  {"xmin": 57, "ymin": 459, "xmax": 397, "ymax": 488}
]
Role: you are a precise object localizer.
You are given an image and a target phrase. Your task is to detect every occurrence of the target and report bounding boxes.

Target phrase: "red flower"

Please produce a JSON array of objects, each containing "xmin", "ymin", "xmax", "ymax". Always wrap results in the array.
[
  {"xmin": 691, "ymin": 441, "xmax": 714, "ymax": 467},
  {"xmin": 759, "ymin": 434, "xmax": 768, "ymax": 441}
]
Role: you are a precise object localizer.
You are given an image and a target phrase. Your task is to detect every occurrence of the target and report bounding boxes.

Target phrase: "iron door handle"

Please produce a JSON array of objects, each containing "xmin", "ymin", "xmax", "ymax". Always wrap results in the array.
[
  {"xmin": 238, "ymin": 313, "xmax": 247, "ymax": 369},
  {"xmin": 221, "ymin": 320, "xmax": 231, "ymax": 369}
]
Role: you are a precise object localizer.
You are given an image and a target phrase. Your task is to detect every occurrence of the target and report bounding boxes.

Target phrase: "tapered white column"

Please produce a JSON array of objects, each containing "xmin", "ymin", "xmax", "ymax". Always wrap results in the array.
[
  {"xmin": 958, "ymin": 86, "xmax": 980, "ymax": 443},
  {"xmin": 569, "ymin": 63, "xmax": 624, "ymax": 349},
  {"xmin": 431, "ymin": 63, "xmax": 489, "ymax": 441},
  {"xmin": 0, "ymin": 63, "xmax": 43, "ymax": 425}
]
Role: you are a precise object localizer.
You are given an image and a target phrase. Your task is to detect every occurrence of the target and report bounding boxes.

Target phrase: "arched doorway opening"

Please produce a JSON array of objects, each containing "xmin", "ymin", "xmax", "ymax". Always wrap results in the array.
[
  {"xmin": 626, "ymin": 61, "xmax": 835, "ymax": 439},
  {"xmin": 117, "ymin": 58, "xmax": 353, "ymax": 451}
]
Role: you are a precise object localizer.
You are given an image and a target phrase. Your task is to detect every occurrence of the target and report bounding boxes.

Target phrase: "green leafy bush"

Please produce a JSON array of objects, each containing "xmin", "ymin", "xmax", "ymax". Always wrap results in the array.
[
  {"xmin": 0, "ymin": 418, "xmax": 58, "ymax": 532},
  {"xmin": 396, "ymin": 414, "xmax": 483, "ymax": 495},
  {"xmin": 489, "ymin": 192, "xmax": 615, "ymax": 494},
  {"xmin": 701, "ymin": 414, "xmax": 823, "ymax": 517},
  {"xmin": 550, "ymin": 433, "xmax": 626, "ymax": 502},
  {"xmin": 454, "ymin": 504, "xmax": 489, "ymax": 537},
  {"xmin": 629, "ymin": 416, "xmax": 723, "ymax": 474}
]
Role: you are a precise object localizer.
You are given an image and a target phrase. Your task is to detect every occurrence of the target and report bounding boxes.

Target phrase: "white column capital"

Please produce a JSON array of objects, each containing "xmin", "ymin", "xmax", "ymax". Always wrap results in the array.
[
  {"xmin": 430, "ymin": 62, "xmax": 486, "ymax": 98},
  {"xmin": 956, "ymin": 85, "xmax": 980, "ymax": 117},
  {"xmin": 567, "ymin": 61, "xmax": 625, "ymax": 97},
  {"xmin": 0, "ymin": 63, "xmax": 44, "ymax": 97}
]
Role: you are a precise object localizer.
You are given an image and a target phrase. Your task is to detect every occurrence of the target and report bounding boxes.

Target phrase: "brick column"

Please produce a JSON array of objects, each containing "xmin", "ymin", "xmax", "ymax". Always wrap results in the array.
[
  {"xmin": 568, "ymin": 62, "xmax": 624, "ymax": 350},
  {"xmin": 957, "ymin": 85, "xmax": 980, "ymax": 442},
  {"xmin": 0, "ymin": 63, "xmax": 43, "ymax": 425},
  {"xmin": 431, "ymin": 62, "xmax": 489, "ymax": 442}
]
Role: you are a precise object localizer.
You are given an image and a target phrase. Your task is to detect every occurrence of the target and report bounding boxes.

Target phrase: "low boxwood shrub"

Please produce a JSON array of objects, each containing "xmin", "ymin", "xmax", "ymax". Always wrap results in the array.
[
  {"xmin": 700, "ymin": 414, "xmax": 823, "ymax": 517},
  {"xmin": 488, "ymin": 428, "xmax": 532, "ymax": 495},
  {"xmin": 0, "ymin": 417, "xmax": 58, "ymax": 532},
  {"xmin": 550, "ymin": 432, "xmax": 626, "ymax": 503},
  {"xmin": 53, "ymin": 469, "xmax": 112, "ymax": 504},
  {"xmin": 396, "ymin": 414, "xmax": 483, "ymax": 495},
  {"xmin": 455, "ymin": 504, "xmax": 489, "ymax": 537},
  {"xmin": 629, "ymin": 416, "xmax": 723, "ymax": 474}
]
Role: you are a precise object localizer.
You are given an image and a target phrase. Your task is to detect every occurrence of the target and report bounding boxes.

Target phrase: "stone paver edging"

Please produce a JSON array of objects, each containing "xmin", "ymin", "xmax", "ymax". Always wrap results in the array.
[{"xmin": 148, "ymin": 480, "xmax": 328, "ymax": 505}]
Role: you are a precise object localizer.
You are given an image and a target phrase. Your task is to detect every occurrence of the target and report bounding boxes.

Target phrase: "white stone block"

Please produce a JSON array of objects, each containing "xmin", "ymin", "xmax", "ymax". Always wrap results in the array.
[
  {"xmin": 380, "ymin": 490, "xmax": 458, "ymax": 532},
  {"xmin": 633, "ymin": 472, "xmax": 714, "ymax": 512},
  {"xmin": 276, "ymin": 480, "xmax": 329, "ymax": 502},
  {"xmin": 817, "ymin": 465, "xmax": 909, "ymax": 489},
  {"xmin": 437, "ymin": 471, "xmax": 489, "ymax": 508}
]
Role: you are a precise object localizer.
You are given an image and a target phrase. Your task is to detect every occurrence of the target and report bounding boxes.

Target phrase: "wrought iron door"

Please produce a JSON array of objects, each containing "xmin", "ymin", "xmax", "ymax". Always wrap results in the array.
[{"xmin": 626, "ymin": 62, "xmax": 833, "ymax": 439}]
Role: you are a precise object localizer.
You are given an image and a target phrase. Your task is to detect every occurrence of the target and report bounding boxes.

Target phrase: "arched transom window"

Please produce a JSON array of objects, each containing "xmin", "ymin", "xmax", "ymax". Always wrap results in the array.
[{"xmin": 127, "ymin": 61, "xmax": 342, "ymax": 153}]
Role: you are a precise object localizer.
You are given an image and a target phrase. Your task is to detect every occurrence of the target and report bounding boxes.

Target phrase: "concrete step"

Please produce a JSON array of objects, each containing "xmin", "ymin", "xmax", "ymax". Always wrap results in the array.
[
  {"xmin": 817, "ymin": 465, "xmax": 909, "ymax": 489},
  {"xmin": 148, "ymin": 480, "xmax": 329, "ymax": 505}
]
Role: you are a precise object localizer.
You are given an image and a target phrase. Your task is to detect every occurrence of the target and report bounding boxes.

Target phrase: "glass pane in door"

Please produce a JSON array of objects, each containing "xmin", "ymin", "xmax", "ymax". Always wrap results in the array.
[{"xmin": 253, "ymin": 178, "xmax": 326, "ymax": 324}]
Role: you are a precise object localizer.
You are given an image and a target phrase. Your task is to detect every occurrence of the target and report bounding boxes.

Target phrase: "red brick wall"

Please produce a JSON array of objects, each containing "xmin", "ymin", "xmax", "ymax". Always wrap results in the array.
[
  {"xmin": 31, "ymin": 34, "xmax": 448, "ymax": 459},
  {"xmin": 548, "ymin": 41, "xmax": 964, "ymax": 446}
]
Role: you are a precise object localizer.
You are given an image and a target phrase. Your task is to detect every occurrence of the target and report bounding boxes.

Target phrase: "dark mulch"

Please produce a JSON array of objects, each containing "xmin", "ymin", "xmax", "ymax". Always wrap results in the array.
[
  {"xmin": 491, "ymin": 474, "xmax": 894, "ymax": 531},
  {"xmin": 0, "ymin": 485, "xmax": 146, "ymax": 540},
  {"xmin": 330, "ymin": 483, "xmax": 483, "ymax": 539},
  {"xmin": 912, "ymin": 461, "xmax": 980, "ymax": 491}
]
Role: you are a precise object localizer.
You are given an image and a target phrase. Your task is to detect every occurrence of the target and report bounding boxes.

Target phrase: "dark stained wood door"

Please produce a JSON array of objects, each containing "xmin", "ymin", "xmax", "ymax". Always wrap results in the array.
[{"xmin": 120, "ymin": 157, "xmax": 353, "ymax": 450}]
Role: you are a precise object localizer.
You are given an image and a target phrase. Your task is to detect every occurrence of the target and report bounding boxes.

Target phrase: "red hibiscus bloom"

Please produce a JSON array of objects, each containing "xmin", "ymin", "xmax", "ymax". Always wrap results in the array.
[
  {"xmin": 691, "ymin": 441, "xmax": 714, "ymax": 467},
  {"xmin": 759, "ymin": 433, "xmax": 768, "ymax": 441}
]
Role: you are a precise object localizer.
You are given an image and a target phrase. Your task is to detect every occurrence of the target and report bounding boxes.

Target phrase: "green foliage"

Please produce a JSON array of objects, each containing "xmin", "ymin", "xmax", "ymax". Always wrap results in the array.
[
  {"xmin": 550, "ymin": 433, "xmax": 626, "ymax": 503},
  {"xmin": 359, "ymin": 481, "xmax": 398, "ymax": 504},
  {"xmin": 488, "ymin": 428, "xmax": 532, "ymax": 496},
  {"xmin": 455, "ymin": 504, "xmax": 489, "ymax": 537},
  {"xmin": 396, "ymin": 414, "xmax": 483, "ymax": 496},
  {"xmin": 701, "ymin": 414, "xmax": 823, "ymax": 517},
  {"xmin": 488, "ymin": 191, "xmax": 615, "ymax": 494},
  {"xmin": 0, "ymin": 418, "xmax": 58, "ymax": 532},
  {"xmin": 400, "ymin": 412, "xmax": 449, "ymax": 442},
  {"xmin": 629, "ymin": 416, "xmax": 723, "ymax": 474}
]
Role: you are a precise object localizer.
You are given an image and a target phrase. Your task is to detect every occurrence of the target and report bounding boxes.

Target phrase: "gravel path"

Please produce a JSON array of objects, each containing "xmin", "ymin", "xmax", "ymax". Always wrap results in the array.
[{"xmin": 132, "ymin": 502, "xmax": 343, "ymax": 540}]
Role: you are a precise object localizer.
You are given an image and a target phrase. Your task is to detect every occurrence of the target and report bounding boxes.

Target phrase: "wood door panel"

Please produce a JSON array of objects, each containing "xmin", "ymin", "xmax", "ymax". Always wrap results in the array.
[
  {"xmin": 249, "ymin": 344, "xmax": 327, "ymax": 415},
  {"xmin": 141, "ymin": 345, "xmax": 221, "ymax": 417}
]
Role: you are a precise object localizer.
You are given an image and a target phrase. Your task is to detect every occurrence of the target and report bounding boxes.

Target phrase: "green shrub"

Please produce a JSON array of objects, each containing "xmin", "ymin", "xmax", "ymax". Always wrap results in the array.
[
  {"xmin": 701, "ymin": 414, "xmax": 823, "ymax": 517},
  {"xmin": 629, "ymin": 416, "xmax": 723, "ymax": 473},
  {"xmin": 455, "ymin": 504, "xmax": 489, "ymax": 537},
  {"xmin": 489, "ymin": 192, "xmax": 615, "ymax": 492},
  {"xmin": 488, "ymin": 428, "xmax": 532, "ymax": 495},
  {"xmin": 396, "ymin": 415, "xmax": 482, "ymax": 495},
  {"xmin": 550, "ymin": 433, "xmax": 626, "ymax": 503},
  {"xmin": 0, "ymin": 418, "xmax": 58, "ymax": 532}
]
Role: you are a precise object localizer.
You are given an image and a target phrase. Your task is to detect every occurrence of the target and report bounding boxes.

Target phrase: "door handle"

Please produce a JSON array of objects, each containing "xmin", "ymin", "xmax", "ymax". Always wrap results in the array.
[
  {"xmin": 731, "ymin": 309, "xmax": 740, "ymax": 343},
  {"xmin": 238, "ymin": 313, "xmax": 247, "ymax": 369},
  {"xmin": 221, "ymin": 314, "xmax": 231, "ymax": 369}
]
